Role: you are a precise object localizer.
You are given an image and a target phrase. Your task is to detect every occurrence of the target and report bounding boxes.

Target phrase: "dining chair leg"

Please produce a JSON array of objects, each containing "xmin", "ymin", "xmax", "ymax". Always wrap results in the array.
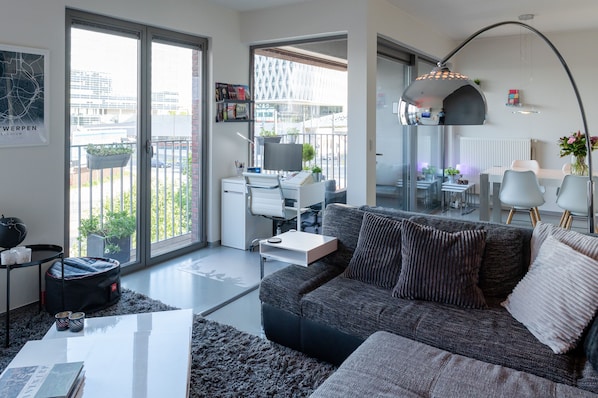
[
  {"xmin": 565, "ymin": 214, "xmax": 573, "ymax": 230},
  {"xmin": 533, "ymin": 207, "xmax": 542, "ymax": 222},
  {"xmin": 559, "ymin": 210, "xmax": 569, "ymax": 228},
  {"xmin": 506, "ymin": 208, "xmax": 515, "ymax": 224},
  {"xmin": 529, "ymin": 209, "xmax": 537, "ymax": 227}
]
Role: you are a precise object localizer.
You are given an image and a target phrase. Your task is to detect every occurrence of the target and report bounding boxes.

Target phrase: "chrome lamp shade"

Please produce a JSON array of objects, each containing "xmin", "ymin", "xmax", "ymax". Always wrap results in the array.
[{"xmin": 399, "ymin": 65, "xmax": 486, "ymax": 126}]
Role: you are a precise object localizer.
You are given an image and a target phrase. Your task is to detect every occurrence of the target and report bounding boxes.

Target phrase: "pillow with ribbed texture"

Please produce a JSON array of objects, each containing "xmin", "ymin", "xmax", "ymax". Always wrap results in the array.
[
  {"xmin": 530, "ymin": 221, "xmax": 598, "ymax": 267},
  {"xmin": 503, "ymin": 235, "xmax": 598, "ymax": 354},
  {"xmin": 343, "ymin": 212, "xmax": 403, "ymax": 289},
  {"xmin": 392, "ymin": 220, "xmax": 487, "ymax": 308}
]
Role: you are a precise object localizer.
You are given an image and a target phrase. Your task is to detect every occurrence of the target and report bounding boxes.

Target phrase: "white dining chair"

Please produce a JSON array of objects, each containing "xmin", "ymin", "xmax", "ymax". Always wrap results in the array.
[
  {"xmin": 499, "ymin": 170, "xmax": 545, "ymax": 227},
  {"xmin": 510, "ymin": 159, "xmax": 540, "ymax": 172},
  {"xmin": 556, "ymin": 175, "xmax": 597, "ymax": 230}
]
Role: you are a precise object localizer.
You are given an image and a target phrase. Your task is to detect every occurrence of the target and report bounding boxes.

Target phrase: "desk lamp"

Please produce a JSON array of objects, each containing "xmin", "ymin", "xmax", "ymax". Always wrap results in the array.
[{"xmin": 398, "ymin": 21, "xmax": 595, "ymax": 233}]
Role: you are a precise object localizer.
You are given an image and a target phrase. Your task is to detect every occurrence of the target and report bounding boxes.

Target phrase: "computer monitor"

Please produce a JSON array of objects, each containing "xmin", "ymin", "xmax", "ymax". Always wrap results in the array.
[{"xmin": 263, "ymin": 143, "xmax": 303, "ymax": 172}]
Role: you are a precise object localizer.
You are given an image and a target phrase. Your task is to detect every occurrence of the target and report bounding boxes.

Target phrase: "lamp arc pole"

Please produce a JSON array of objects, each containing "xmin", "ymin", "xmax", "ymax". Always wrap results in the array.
[{"xmin": 438, "ymin": 21, "xmax": 594, "ymax": 232}]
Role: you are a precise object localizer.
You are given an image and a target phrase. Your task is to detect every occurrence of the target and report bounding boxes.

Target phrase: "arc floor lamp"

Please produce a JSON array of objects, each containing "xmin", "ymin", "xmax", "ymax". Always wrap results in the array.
[{"xmin": 399, "ymin": 20, "xmax": 595, "ymax": 233}]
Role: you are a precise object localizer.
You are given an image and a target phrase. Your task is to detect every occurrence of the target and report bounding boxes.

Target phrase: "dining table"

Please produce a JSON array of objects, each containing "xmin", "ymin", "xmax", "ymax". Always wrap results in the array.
[{"xmin": 479, "ymin": 166, "xmax": 566, "ymax": 223}]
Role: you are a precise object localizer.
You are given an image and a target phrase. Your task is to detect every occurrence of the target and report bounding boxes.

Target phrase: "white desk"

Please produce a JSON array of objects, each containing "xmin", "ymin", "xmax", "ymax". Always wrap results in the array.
[
  {"xmin": 479, "ymin": 166, "xmax": 565, "ymax": 222},
  {"xmin": 280, "ymin": 180, "xmax": 326, "ymax": 227},
  {"xmin": 4, "ymin": 310, "xmax": 193, "ymax": 398},
  {"xmin": 221, "ymin": 176, "xmax": 325, "ymax": 250}
]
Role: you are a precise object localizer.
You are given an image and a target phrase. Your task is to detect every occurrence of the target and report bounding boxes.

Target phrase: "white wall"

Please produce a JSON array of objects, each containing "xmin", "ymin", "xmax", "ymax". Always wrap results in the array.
[
  {"xmin": 455, "ymin": 30, "xmax": 598, "ymax": 170},
  {"xmin": 0, "ymin": 0, "xmax": 247, "ymax": 310}
]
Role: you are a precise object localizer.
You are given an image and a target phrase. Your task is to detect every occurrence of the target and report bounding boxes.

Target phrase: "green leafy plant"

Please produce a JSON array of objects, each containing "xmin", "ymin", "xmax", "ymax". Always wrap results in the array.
[
  {"xmin": 302, "ymin": 143, "xmax": 315, "ymax": 164},
  {"xmin": 446, "ymin": 166, "xmax": 460, "ymax": 176},
  {"xmin": 259, "ymin": 129, "xmax": 277, "ymax": 137},
  {"xmin": 311, "ymin": 165, "xmax": 322, "ymax": 174},
  {"xmin": 79, "ymin": 210, "xmax": 136, "ymax": 240},
  {"xmin": 86, "ymin": 143, "xmax": 133, "ymax": 156},
  {"xmin": 422, "ymin": 165, "xmax": 436, "ymax": 175}
]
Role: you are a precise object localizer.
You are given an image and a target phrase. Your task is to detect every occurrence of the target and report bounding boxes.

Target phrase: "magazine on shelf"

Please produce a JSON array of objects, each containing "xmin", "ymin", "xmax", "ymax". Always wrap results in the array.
[
  {"xmin": 0, "ymin": 361, "xmax": 85, "ymax": 398},
  {"xmin": 235, "ymin": 103, "xmax": 249, "ymax": 120},
  {"xmin": 215, "ymin": 82, "xmax": 228, "ymax": 102}
]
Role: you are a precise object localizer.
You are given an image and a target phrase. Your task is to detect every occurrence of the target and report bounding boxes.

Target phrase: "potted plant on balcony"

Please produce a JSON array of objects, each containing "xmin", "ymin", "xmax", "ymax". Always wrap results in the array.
[
  {"xmin": 256, "ymin": 129, "xmax": 282, "ymax": 146},
  {"xmin": 311, "ymin": 165, "xmax": 323, "ymax": 182},
  {"xmin": 79, "ymin": 210, "xmax": 136, "ymax": 264},
  {"xmin": 86, "ymin": 143, "xmax": 133, "ymax": 170},
  {"xmin": 445, "ymin": 166, "xmax": 461, "ymax": 183}
]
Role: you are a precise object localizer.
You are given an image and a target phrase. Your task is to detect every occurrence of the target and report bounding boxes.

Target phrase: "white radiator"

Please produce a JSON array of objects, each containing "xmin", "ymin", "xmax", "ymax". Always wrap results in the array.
[{"xmin": 459, "ymin": 137, "xmax": 531, "ymax": 193}]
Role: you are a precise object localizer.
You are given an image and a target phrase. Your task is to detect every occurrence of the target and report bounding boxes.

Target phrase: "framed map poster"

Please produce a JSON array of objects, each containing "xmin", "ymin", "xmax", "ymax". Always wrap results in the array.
[{"xmin": 0, "ymin": 44, "xmax": 49, "ymax": 147}]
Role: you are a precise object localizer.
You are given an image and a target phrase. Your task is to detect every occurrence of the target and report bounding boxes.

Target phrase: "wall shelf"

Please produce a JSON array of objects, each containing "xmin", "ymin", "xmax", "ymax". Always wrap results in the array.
[{"xmin": 215, "ymin": 82, "xmax": 253, "ymax": 123}]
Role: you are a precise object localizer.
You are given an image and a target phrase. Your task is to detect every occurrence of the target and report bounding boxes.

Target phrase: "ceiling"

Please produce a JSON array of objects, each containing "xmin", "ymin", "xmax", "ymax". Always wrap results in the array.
[{"xmin": 205, "ymin": 0, "xmax": 598, "ymax": 40}]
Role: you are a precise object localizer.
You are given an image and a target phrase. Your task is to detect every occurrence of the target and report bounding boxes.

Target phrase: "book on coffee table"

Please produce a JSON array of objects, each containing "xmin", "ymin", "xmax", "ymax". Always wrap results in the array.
[{"xmin": 0, "ymin": 361, "xmax": 84, "ymax": 398}]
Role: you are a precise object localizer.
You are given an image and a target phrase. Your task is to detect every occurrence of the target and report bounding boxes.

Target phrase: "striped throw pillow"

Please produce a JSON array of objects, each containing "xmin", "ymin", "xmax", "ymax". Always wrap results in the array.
[
  {"xmin": 343, "ymin": 212, "xmax": 403, "ymax": 289},
  {"xmin": 530, "ymin": 221, "xmax": 598, "ymax": 267},
  {"xmin": 392, "ymin": 220, "xmax": 487, "ymax": 309},
  {"xmin": 503, "ymin": 235, "xmax": 598, "ymax": 354}
]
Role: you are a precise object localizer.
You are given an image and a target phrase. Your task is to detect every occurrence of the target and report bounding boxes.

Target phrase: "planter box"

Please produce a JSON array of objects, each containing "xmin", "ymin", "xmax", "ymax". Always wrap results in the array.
[
  {"xmin": 256, "ymin": 136, "xmax": 282, "ymax": 145},
  {"xmin": 87, "ymin": 234, "xmax": 131, "ymax": 264},
  {"xmin": 87, "ymin": 153, "xmax": 131, "ymax": 170}
]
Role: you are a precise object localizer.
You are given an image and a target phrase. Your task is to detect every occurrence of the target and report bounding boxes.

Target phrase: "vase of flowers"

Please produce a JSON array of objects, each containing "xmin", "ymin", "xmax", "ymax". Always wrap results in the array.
[{"xmin": 558, "ymin": 131, "xmax": 598, "ymax": 176}]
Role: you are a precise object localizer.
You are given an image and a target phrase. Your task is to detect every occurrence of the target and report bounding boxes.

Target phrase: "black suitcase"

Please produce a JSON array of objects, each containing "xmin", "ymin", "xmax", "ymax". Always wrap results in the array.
[{"xmin": 45, "ymin": 257, "xmax": 121, "ymax": 315}]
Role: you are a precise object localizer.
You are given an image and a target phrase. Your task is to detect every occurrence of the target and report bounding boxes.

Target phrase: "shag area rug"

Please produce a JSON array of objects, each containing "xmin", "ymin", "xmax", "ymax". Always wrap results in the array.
[{"xmin": 0, "ymin": 289, "xmax": 336, "ymax": 397}]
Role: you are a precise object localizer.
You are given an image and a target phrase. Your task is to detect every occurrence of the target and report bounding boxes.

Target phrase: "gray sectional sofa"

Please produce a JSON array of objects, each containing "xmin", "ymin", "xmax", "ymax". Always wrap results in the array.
[{"xmin": 259, "ymin": 203, "xmax": 598, "ymax": 395}]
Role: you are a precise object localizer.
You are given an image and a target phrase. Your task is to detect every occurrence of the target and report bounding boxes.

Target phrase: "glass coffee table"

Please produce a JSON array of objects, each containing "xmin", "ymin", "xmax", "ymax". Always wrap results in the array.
[{"xmin": 0, "ymin": 244, "xmax": 63, "ymax": 347}]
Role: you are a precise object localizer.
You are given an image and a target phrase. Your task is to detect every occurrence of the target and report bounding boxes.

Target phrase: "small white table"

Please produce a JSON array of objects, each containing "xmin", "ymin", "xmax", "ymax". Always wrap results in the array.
[
  {"xmin": 4, "ymin": 309, "xmax": 193, "ymax": 398},
  {"xmin": 441, "ymin": 182, "xmax": 475, "ymax": 215},
  {"xmin": 259, "ymin": 231, "xmax": 338, "ymax": 279}
]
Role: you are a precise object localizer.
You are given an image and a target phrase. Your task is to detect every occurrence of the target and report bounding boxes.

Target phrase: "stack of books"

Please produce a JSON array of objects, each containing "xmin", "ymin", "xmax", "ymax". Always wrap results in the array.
[{"xmin": 0, "ymin": 361, "xmax": 85, "ymax": 398}]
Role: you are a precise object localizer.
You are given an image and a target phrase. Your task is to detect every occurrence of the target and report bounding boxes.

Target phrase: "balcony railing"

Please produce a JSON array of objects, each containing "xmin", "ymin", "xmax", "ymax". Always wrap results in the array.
[
  {"xmin": 70, "ymin": 133, "xmax": 347, "ymax": 260},
  {"xmin": 69, "ymin": 139, "xmax": 193, "ymax": 260}
]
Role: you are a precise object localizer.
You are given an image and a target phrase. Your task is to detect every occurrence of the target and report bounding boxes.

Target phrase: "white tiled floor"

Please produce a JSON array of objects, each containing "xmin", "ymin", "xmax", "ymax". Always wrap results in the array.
[{"xmin": 121, "ymin": 206, "xmax": 589, "ymax": 337}]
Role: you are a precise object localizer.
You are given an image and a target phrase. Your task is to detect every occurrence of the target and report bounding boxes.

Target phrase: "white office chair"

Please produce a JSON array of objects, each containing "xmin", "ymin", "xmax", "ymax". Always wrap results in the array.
[
  {"xmin": 556, "ymin": 175, "xmax": 597, "ymax": 231},
  {"xmin": 499, "ymin": 169, "xmax": 545, "ymax": 227},
  {"xmin": 243, "ymin": 173, "xmax": 298, "ymax": 235}
]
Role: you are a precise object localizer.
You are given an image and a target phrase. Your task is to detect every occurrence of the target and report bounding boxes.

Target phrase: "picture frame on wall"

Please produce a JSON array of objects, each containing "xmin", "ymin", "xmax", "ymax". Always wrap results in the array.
[{"xmin": 0, "ymin": 44, "xmax": 50, "ymax": 147}]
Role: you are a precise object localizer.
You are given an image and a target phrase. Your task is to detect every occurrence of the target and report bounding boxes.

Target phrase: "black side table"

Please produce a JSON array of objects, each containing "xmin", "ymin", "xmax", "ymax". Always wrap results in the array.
[{"xmin": 0, "ymin": 244, "xmax": 63, "ymax": 347}]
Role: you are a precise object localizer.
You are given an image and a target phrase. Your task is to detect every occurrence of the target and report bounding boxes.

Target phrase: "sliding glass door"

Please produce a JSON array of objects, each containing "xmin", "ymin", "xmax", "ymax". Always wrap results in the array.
[{"xmin": 376, "ymin": 40, "xmax": 441, "ymax": 212}]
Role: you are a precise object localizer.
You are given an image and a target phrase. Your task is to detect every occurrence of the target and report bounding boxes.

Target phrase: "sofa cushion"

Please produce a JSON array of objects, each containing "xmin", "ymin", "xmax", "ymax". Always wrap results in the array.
[
  {"xmin": 259, "ymin": 262, "xmax": 343, "ymax": 316},
  {"xmin": 586, "ymin": 316, "xmax": 598, "ymax": 372},
  {"xmin": 392, "ymin": 220, "xmax": 487, "ymax": 309},
  {"xmin": 503, "ymin": 235, "xmax": 598, "ymax": 354},
  {"xmin": 409, "ymin": 215, "xmax": 529, "ymax": 299},
  {"xmin": 310, "ymin": 331, "xmax": 597, "ymax": 398},
  {"xmin": 343, "ymin": 213, "xmax": 403, "ymax": 289},
  {"xmin": 300, "ymin": 276, "xmax": 580, "ymax": 386},
  {"xmin": 531, "ymin": 221, "xmax": 598, "ymax": 266}
]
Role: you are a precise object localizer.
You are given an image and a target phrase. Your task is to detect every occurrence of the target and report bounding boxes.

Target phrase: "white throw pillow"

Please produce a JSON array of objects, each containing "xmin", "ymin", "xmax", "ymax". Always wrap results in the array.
[
  {"xmin": 530, "ymin": 221, "xmax": 598, "ymax": 267},
  {"xmin": 503, "ymin": 235, "xmax": 598, "ymax": 354}
]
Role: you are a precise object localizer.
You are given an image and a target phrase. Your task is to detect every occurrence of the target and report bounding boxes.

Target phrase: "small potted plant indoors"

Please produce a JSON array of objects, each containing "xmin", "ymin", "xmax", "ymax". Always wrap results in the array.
[
  {"xmin": 79, "ymin": 210, "xmax": 136, "ymax": 264},
  {"xmin": 446, "ymin": 166, "xmax": 461, "ymax": 183},
  {"xmin": 86, "ymin": 143, "xmax": 134, "ymax": 170},
  {"xmin": 422, "ymin": 165, "xmax": 437, "ymax": 181}
]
